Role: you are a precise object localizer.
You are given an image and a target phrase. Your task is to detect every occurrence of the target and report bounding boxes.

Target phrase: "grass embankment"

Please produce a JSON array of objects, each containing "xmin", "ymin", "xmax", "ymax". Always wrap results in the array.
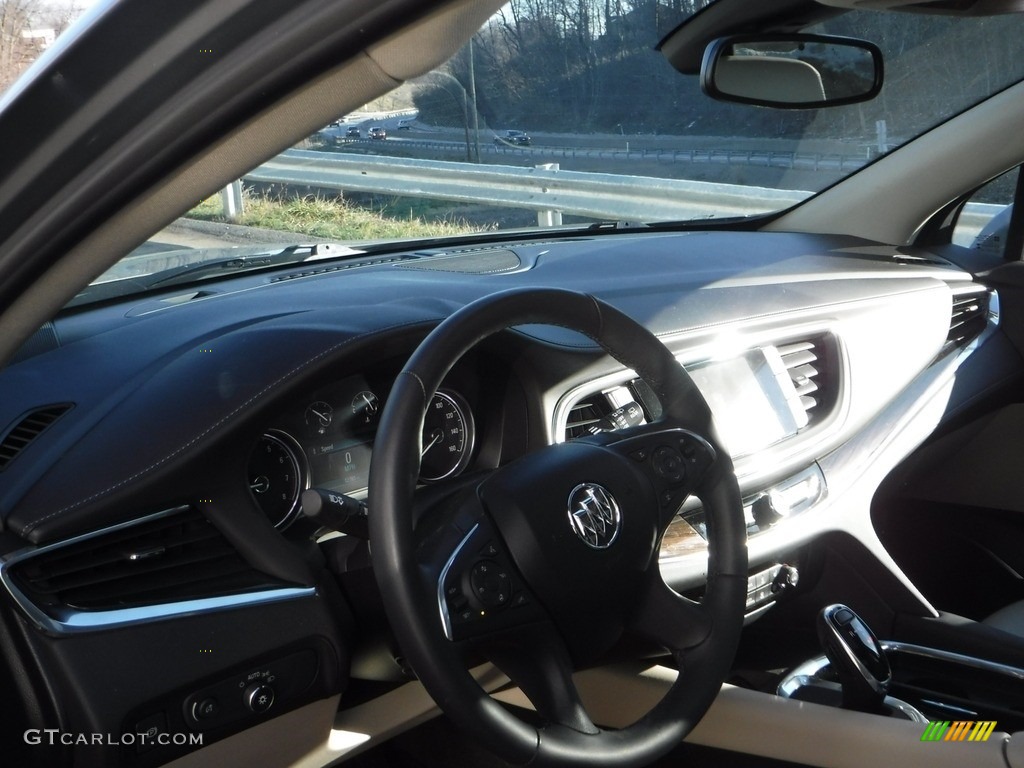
[{"xmin": 187, "ymin": 193, "xmax": 487, "ymax": 241}]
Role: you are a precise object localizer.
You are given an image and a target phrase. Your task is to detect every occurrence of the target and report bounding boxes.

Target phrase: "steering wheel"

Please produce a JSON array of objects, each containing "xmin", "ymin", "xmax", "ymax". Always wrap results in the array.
[{"xmin": 369, "ymin": 287, "xmax": 747, "ymax": 768}]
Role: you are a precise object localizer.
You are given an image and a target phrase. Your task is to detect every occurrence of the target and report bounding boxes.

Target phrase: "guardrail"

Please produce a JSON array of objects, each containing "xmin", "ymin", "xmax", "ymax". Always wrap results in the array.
[
  {"xmin": 326, "ymin": 134, "xmax": 869, "ymax": 171},
  {"xmin": 247, "ymin": 149, "xmax": 808, "ymax": 223},
  {"xmin": 246, "ymin": 149, "xmax": 1006, "ymax": 236}
]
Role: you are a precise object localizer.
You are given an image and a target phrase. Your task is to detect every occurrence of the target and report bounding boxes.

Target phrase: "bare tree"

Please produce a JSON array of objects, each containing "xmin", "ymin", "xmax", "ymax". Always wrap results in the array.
[{"xmin": 0, "ymin": 0, "xmax": 83, "ymax": 92}]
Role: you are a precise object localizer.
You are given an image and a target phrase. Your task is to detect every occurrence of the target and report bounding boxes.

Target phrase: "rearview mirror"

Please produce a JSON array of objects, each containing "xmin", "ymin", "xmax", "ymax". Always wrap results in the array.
[{"xmin": 701, "ymin": 34, "xmax": 883, "ymax": 109}]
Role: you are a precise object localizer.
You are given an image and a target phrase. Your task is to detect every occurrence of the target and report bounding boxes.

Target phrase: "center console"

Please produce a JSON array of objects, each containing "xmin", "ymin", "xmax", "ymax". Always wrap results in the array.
[{"xmin": 779, "ymin": 607, "xmax": 1024, "ymax": 733}]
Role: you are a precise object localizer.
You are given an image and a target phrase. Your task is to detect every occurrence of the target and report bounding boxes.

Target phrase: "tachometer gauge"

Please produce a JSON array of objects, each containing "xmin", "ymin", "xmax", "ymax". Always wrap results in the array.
[
  {"xmin": 304, "ymin": 401, "xmax": 333, "ymax": 435},
  {"xmin": 247, "ymin": 430, "xmax": 308, "ymax": 528},
  {"xmin": 420, "ymin": 390, "xmax": 475, "ymax": 483}
]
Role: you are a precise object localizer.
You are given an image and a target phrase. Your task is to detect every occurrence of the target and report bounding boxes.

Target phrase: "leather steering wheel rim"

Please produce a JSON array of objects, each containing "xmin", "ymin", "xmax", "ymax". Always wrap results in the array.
[{"xmin": 369, "ymin": 287, "xmax": 747, "ymax": 768}]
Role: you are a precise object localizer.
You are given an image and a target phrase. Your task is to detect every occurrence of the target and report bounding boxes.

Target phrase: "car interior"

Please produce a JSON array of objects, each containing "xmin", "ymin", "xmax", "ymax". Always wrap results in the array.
[{"xmin": 2, "ymin": 0, "xmax": 1024, "ymax": 767}]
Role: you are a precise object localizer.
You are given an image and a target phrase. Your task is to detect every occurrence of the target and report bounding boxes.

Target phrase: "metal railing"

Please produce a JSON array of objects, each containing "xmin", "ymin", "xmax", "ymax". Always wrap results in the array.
[
  {"xmin": 327, "ymin": 135, "xmax": 869, "ymax": 171},
  {"xmin": 245, "ymin": 149, "xmax": 1006, "ymax": 234},
  {"xmin": 246, "ymin": 149, "xmax": 809, "ymax": 224}
]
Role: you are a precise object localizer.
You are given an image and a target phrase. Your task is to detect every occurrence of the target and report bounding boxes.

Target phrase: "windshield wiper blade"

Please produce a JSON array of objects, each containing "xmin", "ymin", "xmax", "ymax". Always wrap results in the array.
[{"xmin": 145, "ymin": 242, "xmax": 363, "ymax": 288}]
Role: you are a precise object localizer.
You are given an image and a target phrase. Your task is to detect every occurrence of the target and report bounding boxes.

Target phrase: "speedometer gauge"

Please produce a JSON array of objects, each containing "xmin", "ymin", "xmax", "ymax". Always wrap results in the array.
[{"xmin": 420, "ymin": 390, "xmax": 475, "ymax": 482}]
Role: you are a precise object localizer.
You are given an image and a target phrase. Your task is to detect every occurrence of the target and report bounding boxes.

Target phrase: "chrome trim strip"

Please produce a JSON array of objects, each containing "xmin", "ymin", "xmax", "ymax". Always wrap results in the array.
[
  {"xmin": 0, "ymin": 506, "xmax": 317, "ymax": 635},
  {"xmin": 437, "ymin": 523, "xmax": 479, "ymax": 641},
  {"xmin": 882, "ymin": 640, "xmax": 1024, "ymax": 681}
]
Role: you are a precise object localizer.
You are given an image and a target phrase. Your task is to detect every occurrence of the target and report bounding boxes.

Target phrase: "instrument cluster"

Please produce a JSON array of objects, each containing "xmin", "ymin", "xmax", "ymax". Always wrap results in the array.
[{"xmin": 245, "ymin": 371, "xmax": 477, "ymax": 527}]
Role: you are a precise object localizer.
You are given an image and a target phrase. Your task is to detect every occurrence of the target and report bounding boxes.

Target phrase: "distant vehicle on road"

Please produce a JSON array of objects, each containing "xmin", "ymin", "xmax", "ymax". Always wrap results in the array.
[
  {"xmin": 494, "ymin": 129, "xmax": 531, "ymax": 146},
  {"xmin": 346, "ymin": 126, "xmax": 361, "ymax": 138},
  {"xmin": 396, "ymin": 119, "xmax": 413, "ymax": 130},
  {"xmin": 368, "ymin": 126, "xmax": 387, "ymax": 140}
]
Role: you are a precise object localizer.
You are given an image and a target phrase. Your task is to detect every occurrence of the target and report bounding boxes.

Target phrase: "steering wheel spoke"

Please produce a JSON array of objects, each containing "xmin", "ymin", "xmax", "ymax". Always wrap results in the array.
[
  {"xmin": 629, "ymin": 574, "xmax": 713, "ymax": 653},
  {"xmin": 487, "ymin": 625, "xmax": 599, "ymax": 735},
  {"xmin": 415, "ymin": 488, "xmax": 548, "ymax": 642}
]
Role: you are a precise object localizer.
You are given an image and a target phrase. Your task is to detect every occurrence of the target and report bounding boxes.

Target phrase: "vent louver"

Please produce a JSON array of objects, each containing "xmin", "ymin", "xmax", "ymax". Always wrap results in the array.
[
  {"xmin": 7, "ymin": 508, "xmax": 283, "ymax": 614},
  {"xmin": 777, "ymin": 340, "xmax": 826, "ymax": 428},
  {"xmin": 0, "ymin": 404, "xmax": 72, "ymax": 471},
  {"xmin": 947, "ymin": 288, "xmax": 990, "ymax": 348},
  {"xmin": 564, "ymin": 396, "xmax": 613, "ymax": 440}
]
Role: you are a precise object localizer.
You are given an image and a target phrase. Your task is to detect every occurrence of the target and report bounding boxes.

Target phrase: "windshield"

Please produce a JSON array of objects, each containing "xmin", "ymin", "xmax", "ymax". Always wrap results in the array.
[{"xmin": 55, "ymin": 2, "xmax": 1024, "ymax": 294}]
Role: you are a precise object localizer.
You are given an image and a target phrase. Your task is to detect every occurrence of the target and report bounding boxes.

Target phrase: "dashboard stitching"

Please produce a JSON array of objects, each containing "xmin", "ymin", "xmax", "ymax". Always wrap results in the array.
[{"xmin": 22, "ymin": 317, "xmax": 445, "ymax": 534}]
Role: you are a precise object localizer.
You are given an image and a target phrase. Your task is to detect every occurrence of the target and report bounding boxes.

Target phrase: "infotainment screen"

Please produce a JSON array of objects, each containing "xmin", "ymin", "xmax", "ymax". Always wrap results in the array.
[{"xmin": 687, "ymin": 349, "xmax": 800, "ymax": 457}]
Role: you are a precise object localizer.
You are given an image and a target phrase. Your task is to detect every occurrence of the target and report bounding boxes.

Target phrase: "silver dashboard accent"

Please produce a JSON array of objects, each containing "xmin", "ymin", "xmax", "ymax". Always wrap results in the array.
[
  {"xmin": 881, "ymin": 640, "xmax": 1024, "ymax": 682},
  {"xmin": 437, "ymin": 523, "xmax": 480, "ymax": 641},
  {"xmin": 567, "ymin": 483, "xmax": 621, "ymax": 549},
  {"xmin": 0, "ymin": 506, "xmax": 316, "ymax": 635}
]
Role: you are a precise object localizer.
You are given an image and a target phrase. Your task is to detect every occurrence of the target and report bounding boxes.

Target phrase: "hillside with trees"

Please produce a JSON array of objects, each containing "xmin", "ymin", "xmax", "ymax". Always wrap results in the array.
[{"xmin": 415, "ymin": 0, "xmax": 1024, "ymax": 146}]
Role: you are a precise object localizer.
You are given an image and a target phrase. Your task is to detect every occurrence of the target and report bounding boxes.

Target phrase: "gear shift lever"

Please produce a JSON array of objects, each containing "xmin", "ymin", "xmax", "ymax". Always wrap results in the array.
[{"xmin": 816, "ymin": 604, "xmax": 891, "ymax": 713}]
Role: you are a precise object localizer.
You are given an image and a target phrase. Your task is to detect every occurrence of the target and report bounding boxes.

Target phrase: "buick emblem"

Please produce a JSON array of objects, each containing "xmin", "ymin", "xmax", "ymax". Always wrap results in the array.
[{"xmin": 567, "ymin": 483, "xmax": 621, "ymax": 549}]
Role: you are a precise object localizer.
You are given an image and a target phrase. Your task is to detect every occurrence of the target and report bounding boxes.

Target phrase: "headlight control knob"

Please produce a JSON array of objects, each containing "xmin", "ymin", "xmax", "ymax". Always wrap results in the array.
[{"xmin": 245, "ymin": 683, "xmax": 275, "ymax": 714}]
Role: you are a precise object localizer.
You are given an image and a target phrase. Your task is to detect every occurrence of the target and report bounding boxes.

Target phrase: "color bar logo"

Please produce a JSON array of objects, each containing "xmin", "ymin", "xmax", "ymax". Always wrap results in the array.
[{"xmin": 921, "ymin": 721, "xmax": 997, "ymax": 742}]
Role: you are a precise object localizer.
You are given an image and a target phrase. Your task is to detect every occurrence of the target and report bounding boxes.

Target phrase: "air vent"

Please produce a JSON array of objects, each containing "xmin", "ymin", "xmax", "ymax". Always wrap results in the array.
[
  {"xmin": 947, "ymin": 288, "xmax": 990, "ymax": 348},
  {"xmin": 7, "ymin": 508, "xmax": 284, "ymax": 615},
  {"xmin": 0, "ymin": 404, "xmax": 73, "ymax": 471},
  {"xmin": 564, "ymin": 396, "xmax": 613, "ymax": 440},
  {"xmin": 777, "ymin": 339, "xmax": 827, "ymax": 428}
]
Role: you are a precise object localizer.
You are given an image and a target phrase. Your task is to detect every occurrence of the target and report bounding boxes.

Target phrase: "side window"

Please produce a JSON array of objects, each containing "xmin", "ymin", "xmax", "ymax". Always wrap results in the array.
[{"xmin": 953, "ymin": 167, "xmax": 1020, "ymax": 259}]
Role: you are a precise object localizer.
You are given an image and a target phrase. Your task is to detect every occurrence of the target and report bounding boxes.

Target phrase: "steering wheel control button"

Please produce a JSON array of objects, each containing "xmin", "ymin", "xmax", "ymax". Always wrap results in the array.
[
  {"xmin": 652, "ymin": 446, "xmax": 685, "ymax": 483},
  {"xmin": 245, "ymin": 683, "xmax": 275, "ymax": 714},
  {"xmin": 566, "ymin": 482, "xmax": 622, "ymax": 549},
  {"xmin": 470, "ymin": 561, "xmax": 511, "ymax": 608},
  {"xmin": 434, "ymin": 519, "xmax": 548, "ymax": 640},
  {"xmin": 479, "ymin": 541, "xmax": 501, "ymax": 558},
  {"xmin": 629, "ymin": 447, "xmax": 650, "ymax": 462},
  {"xmin": 679, "ymin": 435, "xmax": 714, "ymax": 464}
]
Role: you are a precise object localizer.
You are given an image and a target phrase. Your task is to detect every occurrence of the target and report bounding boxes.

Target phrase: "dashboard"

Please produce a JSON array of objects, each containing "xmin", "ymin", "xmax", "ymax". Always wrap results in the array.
[{"xmin": 0, "ymin": 228, "xmax": 1008, "ymax": 765}]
